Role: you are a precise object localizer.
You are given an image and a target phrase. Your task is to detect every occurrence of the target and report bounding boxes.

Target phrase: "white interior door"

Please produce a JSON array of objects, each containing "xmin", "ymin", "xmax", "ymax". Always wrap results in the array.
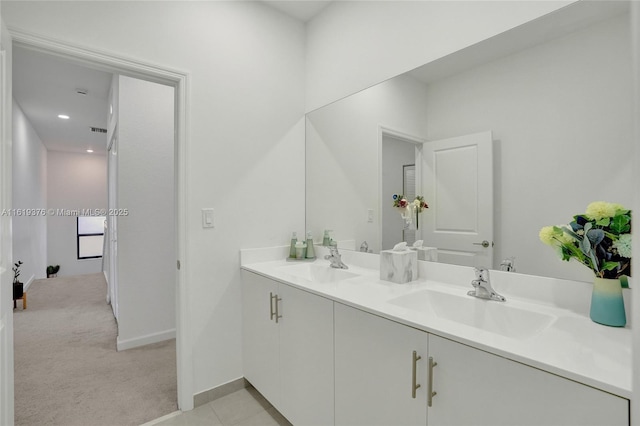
[
  {"xmin": 0, "ymin": 19, "xmax": 14, "ymax": 426},
  {"xmin": 107, "ymin": 132, "xmax": 119, "ymax": 320},
  {"xmin": 422, "ymin": 131, "xmax": 493, "ymax": 268}
]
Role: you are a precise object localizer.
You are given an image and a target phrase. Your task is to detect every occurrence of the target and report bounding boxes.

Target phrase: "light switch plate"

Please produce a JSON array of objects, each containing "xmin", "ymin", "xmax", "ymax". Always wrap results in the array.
[
  {"xmin": 367, "ymin": 209, "xmax": 374, "ymax": 223},
  {"xmin": 202, "ymin": 208, "xmax": 215, "ymax": 228}
]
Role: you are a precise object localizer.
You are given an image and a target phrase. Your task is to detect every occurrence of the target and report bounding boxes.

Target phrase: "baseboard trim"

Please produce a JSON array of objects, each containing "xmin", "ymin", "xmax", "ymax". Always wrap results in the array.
[
  {"xmin": 139, "ymin": 410, "xmax": 181, "ymax": 426},
  {"xmin": 193, "ymin": 377, "xmax": 248, "ymax": 408},
  {"xmin": 116, "ymin": 328, "xmax": 176, "ymax": 351},
  {"xmin": 23, "ymin": 274, "xmax": 35, "ymax": 291}
]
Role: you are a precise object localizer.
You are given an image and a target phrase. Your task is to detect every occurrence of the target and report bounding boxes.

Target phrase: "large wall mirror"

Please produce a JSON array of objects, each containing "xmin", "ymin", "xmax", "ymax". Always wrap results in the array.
[{"xmin": 306, "ymin": 1, "xmax": 633, "ymax": 282}]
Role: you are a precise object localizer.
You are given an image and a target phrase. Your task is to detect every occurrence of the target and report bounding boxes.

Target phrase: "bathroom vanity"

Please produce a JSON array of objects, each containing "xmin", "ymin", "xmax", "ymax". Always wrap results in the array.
[{"xmin": 241, "ymin": 247, "xmax": 630, "ymax": 426}]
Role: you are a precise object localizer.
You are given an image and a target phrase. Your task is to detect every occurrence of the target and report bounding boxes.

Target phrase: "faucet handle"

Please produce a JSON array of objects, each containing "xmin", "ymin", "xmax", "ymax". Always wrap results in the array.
[{"xmin": 474, "ymin": 267, "xmax": 490, "ymax": 281}]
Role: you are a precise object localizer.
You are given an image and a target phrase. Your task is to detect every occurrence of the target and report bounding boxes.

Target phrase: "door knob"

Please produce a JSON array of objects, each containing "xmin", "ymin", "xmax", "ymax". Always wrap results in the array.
[{"xmin": 472, "ymin": 240, "xmax": 492, "ymax": 248}]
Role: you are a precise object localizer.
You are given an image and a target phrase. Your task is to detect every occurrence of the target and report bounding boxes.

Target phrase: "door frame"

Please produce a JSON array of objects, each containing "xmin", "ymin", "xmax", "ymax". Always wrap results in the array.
[
  {"xmin": 8, "ymin": 28, "xmax": 193, "ymax": 411},
  {"xmin": 107, "ymin": 129, "xmax": 119, "ymax": 320},
  {"xmin": 0, "ymin": 20, "xmax": 15, "ymax": 425},
  {"xmin": 378, "ymin": 125, "xmax": 427, "ymax": 252}
]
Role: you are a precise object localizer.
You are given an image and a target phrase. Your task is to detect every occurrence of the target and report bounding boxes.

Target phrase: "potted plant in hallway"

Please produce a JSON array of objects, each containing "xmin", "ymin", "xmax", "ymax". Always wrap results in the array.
[
  {"xmin": 47, "ymin": 264, "xmax": 60, "ymax": 278},
  {"xmin": 13, "ymin": 260, "xmax": 23, "ymax": 300}
]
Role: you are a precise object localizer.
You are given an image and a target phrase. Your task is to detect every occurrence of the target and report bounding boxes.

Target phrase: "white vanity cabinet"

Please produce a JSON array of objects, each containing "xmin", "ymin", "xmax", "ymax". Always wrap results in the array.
[
  {"xmin": 333, "ymin": 302, "xmax": 629, "ymax": 426},
  {"xmin": 242, "ymin": 264, "xmax": 629, "ymax": 426},
  {"xmin": 241, "ymin": 271, "xmax": 334, "ymax": 426},
  {"xmin": 428, "ymin": 334, "xmax": 629, "ymax": 426},
  {"xmin": 334, "ymin": 302, "xmax": 428, "ymax": 426}
]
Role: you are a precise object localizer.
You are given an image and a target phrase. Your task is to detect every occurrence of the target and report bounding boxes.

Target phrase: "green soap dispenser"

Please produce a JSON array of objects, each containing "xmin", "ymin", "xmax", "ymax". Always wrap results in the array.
[
  {"xmin": 289, "ymin": 232, "xmax": 298, "ymax": 259},
  {"xmin": 322, "ymin": 230, "xmax": 332, "ymax": 246},
  {"xmin": 305, "ymin": 231, "xmax": 315, "ymax": 259}
]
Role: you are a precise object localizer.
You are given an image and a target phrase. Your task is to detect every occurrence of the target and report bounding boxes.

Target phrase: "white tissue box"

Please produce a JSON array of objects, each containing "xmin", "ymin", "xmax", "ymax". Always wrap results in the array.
[
  {"xmin": 411, "ymin": 247, "xmax": 438, "ymax": 262},
  {"xmin": 380, "ymin": 250, "xmax": 418, "ymax": 284}
]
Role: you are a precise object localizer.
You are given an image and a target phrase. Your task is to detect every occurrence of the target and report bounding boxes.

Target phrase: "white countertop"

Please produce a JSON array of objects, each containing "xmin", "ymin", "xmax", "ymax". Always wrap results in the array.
[{"xmin": 240, "ymin": 247, "xmax": 631, "ymax": 399}]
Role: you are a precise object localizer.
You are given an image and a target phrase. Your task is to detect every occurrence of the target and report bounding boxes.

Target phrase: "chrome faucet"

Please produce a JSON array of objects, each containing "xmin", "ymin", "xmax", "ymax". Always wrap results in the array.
[
  {"xmin": 500, "ymin": 257, "xmax": 516, "ymax": 272},
  {"xmin": 468, "ymin": 267, "xmax": 506, "ymax": 302},
  {"xmin": 325, "ymin": 245, "xmax": 348, "ymax": 269}
]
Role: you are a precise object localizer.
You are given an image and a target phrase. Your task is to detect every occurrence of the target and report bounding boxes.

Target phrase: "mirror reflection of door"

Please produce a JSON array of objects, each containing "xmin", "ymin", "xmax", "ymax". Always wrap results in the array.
[
  {"xmin": 422, "ymin": 131, "xmax": 494, "ymax": 267},
  {"xmin": 381, "ymin": 133, "xmax": 421, "ymax": 251},
  {"xmin": 402, "ymin": 165, "xmax": 416, "ymax": 246}
]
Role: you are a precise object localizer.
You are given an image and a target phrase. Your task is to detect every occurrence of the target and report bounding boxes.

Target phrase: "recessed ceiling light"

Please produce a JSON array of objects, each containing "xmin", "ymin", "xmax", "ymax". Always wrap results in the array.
[
  {"xmin": 58, "ymin": 114, "xmax": 70, "ymax": 120},
  {"xmin": 86, "ymin": 149, "xmax": 94, "ymax": 153}
]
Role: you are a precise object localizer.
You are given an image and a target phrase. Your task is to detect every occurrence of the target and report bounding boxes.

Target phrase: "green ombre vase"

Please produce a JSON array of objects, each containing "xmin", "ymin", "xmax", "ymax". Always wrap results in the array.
[{"xmin": 589, "ymin": 277, "xmax": 626, "ymax": 327}]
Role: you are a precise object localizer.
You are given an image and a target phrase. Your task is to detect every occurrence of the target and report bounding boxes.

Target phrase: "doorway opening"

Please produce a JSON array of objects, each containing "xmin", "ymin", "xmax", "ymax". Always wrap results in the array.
[
  {"xmin": 8, "ymin": 29, "xmax": 191, "ymax": 412},
  {"xmin": 379, "ymin": 127, "xmax": 425, "ymax": 252}
]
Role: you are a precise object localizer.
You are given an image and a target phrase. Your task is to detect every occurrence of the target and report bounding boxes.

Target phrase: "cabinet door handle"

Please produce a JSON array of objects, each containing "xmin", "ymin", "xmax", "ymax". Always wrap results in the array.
[
  {"xmin": 411, "ymin": 350, "xmax": 422, "ymax": 398},
  {"xmin": 273, "ymin": 294, "xmax": 282, "ymax": 323},
  {"xmin": 427, "ymin": 356, "xmax": 438, "ymax": 407},
  {"xmin": 269, "ymin": 292, "xmax": 276, "ymax": 321}
]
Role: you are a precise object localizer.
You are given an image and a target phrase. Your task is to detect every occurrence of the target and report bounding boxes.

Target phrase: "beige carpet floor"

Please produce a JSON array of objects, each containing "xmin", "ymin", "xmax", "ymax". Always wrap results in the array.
[{"xmin": 13, "ymin": 273, "xmax": 177, "ymax": 426}]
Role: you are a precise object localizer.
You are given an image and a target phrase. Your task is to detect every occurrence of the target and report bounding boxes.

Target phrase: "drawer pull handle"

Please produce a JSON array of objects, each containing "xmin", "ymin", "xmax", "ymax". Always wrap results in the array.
[
  {"xmin": 428, "ymin": 356, "xmax": 438, "ymax": 407},
  {"xmin": 270, "ymin": 292, "xmax": 282, "ymax": 323},
  {"xmin": 269, "ymin": 292, "xmax": 276, "ymax": 321},
  {"xmin": 411, "ymin": 350, "xmax": 422, "ymax": 398}
]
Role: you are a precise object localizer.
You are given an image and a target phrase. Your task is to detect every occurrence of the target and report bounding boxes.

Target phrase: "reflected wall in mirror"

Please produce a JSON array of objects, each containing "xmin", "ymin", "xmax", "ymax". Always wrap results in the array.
[{"xmin": 306, "ymin": 2, "xmax": 633, "ymax": 282}]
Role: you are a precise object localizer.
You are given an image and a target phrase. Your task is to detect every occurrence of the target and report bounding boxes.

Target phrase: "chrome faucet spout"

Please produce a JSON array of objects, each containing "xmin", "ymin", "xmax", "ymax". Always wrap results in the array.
[
  {"xmin": 500, "ymin": 257, "xmax": 516, "ymax": 272},
  {"xmin": 468, "ymin": 267, "xmax": 506, "ymax": 302},
  {"xmin": 324, "ymin": 246, "xmax": 348, "ymax": 269}
]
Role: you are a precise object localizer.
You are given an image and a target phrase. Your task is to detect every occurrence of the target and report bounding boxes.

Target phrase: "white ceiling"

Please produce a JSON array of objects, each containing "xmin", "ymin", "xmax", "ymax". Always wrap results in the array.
[
  {"xmin": 263, "ymin": 0, "xmax": 332, "ymax": 22},
  {"xmin": 12, "ymin": 1, "xmax": 331, "ymax": 156},
  {"xmin": 13, "ymin": 46, "xmax": 112, "ymax": 155}
]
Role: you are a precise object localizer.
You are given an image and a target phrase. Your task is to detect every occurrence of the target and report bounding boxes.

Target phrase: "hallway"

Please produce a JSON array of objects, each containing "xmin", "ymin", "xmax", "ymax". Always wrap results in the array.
[{"xmin": 13, "ymin": 273, "xmax": 177, "ymax": 426}]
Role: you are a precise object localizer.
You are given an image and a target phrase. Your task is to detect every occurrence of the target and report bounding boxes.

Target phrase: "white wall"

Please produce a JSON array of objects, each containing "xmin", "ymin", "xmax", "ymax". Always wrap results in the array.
[
  {"xmin": 425, "ymin": 14, "xmax": 632, "ymax": 282},
  {"xmin": 306, "ymin": 74, "xmax": 428, "ymax": 253},
  {"xmin": 305, "ymin": 0, "xmax": 575, "ymax": 111},
  {"xmin": 47, "ymin": 151, "xmax": 107, "ymax": 276},
  {"xmin": 116, "ymin": 75, "xmax": 175, "ymax": 350},
  {"xmin": 2, "ymin": 1, "xmax": 305, "ymax": 397},
  {"xmin": 631, "ymin": 3, "xmax": 640, "ymax": 423},
  {"xmin": 12, "ymin": 98, "xmax": 47, "ymax": 286}
]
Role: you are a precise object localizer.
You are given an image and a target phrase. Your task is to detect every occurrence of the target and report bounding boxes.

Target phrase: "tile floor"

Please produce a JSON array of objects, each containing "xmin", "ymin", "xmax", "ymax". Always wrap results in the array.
[{"xmin": 150, "ymin": 386, "xmax": 292, "ymax": 426}]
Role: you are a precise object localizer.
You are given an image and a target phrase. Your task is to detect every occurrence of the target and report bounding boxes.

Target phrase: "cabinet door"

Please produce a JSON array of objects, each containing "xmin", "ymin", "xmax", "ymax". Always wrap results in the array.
[
  {"xmin": 335, "ymin": 303, "xmax": 428, "ymax": 426},
  {"xmin": 428, "ymin": 334, "xmax": 629, "ymax": 426},
  {"xmin": 279, "ymin": 284, "xmax": 334, "ymax": 426},
  {"xmin": 241, "ymin": 271, "xmax": 280, "ymax": 408}
]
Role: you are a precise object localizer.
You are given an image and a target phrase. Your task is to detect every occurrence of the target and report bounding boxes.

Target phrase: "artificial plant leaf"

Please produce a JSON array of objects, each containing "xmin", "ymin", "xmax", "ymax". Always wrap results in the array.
[
  {"xmin": 589, "ymin": 250, "xmax": 600, "ymax": 272},
  {"xmin": 576, "ymin": 215, "xmax": 591, "ymax": 227},
  {"xmin": 586, "ymin": 228, "xmax": 605, "ymax": 246},
  {"xmin": 596, "ymin": 217, "xmax": 610, "ymax": 227},
  {"xmin": 562, "ymin": 227, "xmax": 581, "ymax": 242},
  {"xmin": 610, "ymin": 214, "xmax": 631, "ymax": 234},
  {"xmin": 580, "ymin": 235, "xmax": 592, "ymax": 256},
  {"xmin": 601, "ymin": 261, "xmax": 619, "ymax": 271}
]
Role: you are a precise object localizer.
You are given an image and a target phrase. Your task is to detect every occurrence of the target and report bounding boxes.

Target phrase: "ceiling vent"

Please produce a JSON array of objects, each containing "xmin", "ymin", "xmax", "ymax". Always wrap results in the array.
[{"xmin": 90, "ymin": 127, "xmax": 107, "ymax": 134}]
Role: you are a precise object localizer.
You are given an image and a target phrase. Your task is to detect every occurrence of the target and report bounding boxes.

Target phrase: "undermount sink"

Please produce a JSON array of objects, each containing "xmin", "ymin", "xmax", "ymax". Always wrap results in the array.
[
  {"xmin": 388, "ymin": 289, "xmax": 556, "ymax": 339},
  {"xmin": 277, "ymin": 263, "xmax": 358, "ymax": 283}
]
